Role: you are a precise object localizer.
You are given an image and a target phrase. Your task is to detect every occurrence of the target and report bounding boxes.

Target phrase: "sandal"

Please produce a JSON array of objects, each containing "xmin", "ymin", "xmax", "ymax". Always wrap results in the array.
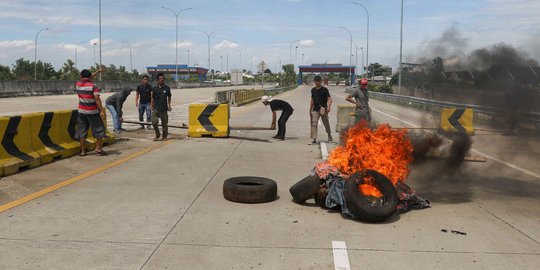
[{"xmin": 95, "ymin": 149, "xmax": 108, "ymax": 156}]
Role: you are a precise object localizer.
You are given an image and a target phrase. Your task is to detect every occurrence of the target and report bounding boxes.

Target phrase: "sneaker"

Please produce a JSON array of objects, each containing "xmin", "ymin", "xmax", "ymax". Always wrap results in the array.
[
  {"xmin": 138, "ymin": 126, "xmax": 145, "ymax": 130},
  {"xmin": 275, "ymin": 136, "xmax": 285, "ymax": 140},
  {"xmin": 153, "ymin": 137, "xmax": 161, "ymax": 141},
  {"xmin": 311, "ymin": 139, "xmax": 317, "ymax": 144},
  {"xmin": 113, "ymin": 129, "xmax": 121, "ymax": 134},
  {"xmin": 328, "ymin": 135, "xmax": 333, "ymax": 142},
  {"xmin": 147, "ymin": 126, "xmax": 153, "ymax": 130}
]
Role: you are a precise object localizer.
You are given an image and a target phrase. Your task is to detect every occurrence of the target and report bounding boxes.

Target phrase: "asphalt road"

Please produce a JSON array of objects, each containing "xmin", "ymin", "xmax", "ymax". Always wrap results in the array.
[{"xmin": 0, "ymin": 85, "xmax": 538, "ymax": 269}]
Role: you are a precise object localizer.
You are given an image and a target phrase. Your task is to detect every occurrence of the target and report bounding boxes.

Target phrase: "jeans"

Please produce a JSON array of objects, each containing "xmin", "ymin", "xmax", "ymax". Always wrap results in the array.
[
  {"xmin": 106, "ymin": 104, "xmax": 121, "ymax": 131},
  {"xmin": 138, "ymin": 103, "xmax": 152, "ymax": 127}
]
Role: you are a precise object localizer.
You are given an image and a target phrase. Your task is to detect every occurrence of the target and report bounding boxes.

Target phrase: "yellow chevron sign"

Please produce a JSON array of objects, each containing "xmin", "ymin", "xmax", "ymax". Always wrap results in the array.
[
  {"xmin": 188, "ymin": 104, "xmax": 229, "ymax": 138},
  {"xmin": 441, "ymin": 108, "xmax": 474, "ymax": 134}
]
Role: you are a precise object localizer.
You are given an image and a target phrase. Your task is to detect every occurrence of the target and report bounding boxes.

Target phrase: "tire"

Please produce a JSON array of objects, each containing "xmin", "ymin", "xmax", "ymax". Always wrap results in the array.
[
  {"xmin": 289, "ymin": 174, "xmax": 322, "ymax": 203},
  {"xmin": 344, "ymin": 170, "xmax": 398, "ymax": 222},
  {"xmin": 223, "ymin": 177, "xmax": 277, "ymax": 203}
]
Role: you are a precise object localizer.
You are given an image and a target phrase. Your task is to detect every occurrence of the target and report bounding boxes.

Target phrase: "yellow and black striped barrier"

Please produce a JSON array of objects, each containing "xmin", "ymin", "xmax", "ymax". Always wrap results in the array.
[{"xmin": 0, "ymin": 110, "xmax": 114, "ymax": 176}]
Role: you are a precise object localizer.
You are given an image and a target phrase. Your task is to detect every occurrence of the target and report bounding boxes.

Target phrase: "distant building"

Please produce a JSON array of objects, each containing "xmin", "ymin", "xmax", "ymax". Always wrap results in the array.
[{"xmin": 146, "ymin": 64, "xmax": 209, "ymax": 81}]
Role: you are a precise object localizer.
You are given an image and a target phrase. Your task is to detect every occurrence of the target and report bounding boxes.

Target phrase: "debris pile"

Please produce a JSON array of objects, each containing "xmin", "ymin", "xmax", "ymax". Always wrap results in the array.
[{"xmin": 291, "ymin": 121, "xmax": 431, "ymax": 222}]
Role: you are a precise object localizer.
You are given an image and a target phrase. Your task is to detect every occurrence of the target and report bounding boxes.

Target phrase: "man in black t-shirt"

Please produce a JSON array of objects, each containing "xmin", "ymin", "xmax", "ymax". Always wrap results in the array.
[
  {"xmin": 262, "ymin": 95, "xmax": 294, "ymax": 140},
  {"xmin": 151, "ymin": 73, "xmax": 172, "ymax": 141},
  {"xmin": 135, "ymin": 75, "xmax": 153, "ymax": 130},
  {"xmin": 310, "ymin": 75, "xmax": 333, "ymax": 144}
]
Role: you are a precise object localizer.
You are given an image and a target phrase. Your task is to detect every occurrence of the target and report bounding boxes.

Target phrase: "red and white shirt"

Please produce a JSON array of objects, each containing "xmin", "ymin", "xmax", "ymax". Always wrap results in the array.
[{"xmin": 75, "ymin": 78, "xmax": 100, "ymax": 114}]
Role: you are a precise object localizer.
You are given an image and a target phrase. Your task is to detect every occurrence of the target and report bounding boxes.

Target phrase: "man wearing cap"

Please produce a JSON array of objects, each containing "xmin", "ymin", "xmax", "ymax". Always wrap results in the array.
[
  {"xmin": 261, "ymin": 95, "xmax": 294, "ymax": 140},
  {"xmin": 346, "ymin": 78, "xmax": 370, "ymax": 123},
  {"xmin": 310, "ymin": 75, "xmax": 333, "ymax": 144}
]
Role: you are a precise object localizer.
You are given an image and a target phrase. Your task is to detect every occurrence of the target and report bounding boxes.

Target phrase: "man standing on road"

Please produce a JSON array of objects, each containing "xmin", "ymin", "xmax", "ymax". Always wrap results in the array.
[
  {"xmin": 151, "ymin": 73, "xmax": 172, "ymax": 141},
  {"xmin": 310, "ymin": 75, "xmax": 333, "ymax": 144},
  {"xmin": 261, "ymin": 95, "xmax": 294, "ymax": 140},
  {"xmin": 346, "ymin": 78, "xmax": 370, "ymax": 123},
  {"xmin": 135, "ymin": 75, "xmax": 153, "ymax": 130},
  {"xmin": 75, "ymin": 68, "xmax": 107, "ymax": 156},
  {"xmin": 105, "ymin": 88, "xmax": 133, "ymax": 134}
]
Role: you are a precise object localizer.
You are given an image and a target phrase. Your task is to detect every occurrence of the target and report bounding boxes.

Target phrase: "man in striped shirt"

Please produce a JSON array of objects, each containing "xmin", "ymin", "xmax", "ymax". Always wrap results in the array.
[{"xmin": 75, "ymin": 69, "xmax": 107, "ymax": 156}]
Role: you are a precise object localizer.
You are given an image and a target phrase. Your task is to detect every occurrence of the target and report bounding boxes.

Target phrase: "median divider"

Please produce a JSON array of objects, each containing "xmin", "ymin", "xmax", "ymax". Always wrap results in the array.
[{"xmin": 0, "ymin": 110, "xmax": 115, "ymax": 177}]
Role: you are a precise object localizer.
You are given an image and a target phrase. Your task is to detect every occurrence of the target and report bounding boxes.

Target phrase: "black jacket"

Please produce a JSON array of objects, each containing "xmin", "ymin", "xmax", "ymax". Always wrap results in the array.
[{"xmin": 105, "ymin": 88, "xmax": 132, "ymax": 117}]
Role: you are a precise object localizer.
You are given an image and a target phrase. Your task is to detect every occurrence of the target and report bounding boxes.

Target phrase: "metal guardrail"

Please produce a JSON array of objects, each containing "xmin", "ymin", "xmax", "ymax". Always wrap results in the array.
[
  {"xmin": 352, "ymin": 89, "xmax": 540, "ymax": 124},
  {"xmin": 215, "ymin": 85, "xmax": 296, "ymax": 106}
]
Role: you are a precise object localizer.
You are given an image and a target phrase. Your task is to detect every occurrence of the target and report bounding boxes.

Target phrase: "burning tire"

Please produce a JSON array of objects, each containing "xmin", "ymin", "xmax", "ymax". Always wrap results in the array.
[
  {"xmin": 344, "ymin": 170, "xmax": 398, "ymax": 222},
  {"xmin": 289, "ymin": 174, "xmax": 322, "ymax": 203},
  {"xmin": 223, "ymin": 177, "xmax": 277, "ymax": 203}
]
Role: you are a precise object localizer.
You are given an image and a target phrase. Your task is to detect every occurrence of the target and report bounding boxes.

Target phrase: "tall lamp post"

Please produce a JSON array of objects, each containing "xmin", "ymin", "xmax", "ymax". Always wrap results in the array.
[
  {"xmin": 399, "ymin": 0, "xmax": 404, "ymax": 94},
  {"xmin": 34, "ymin": 27, "xmax": 49, "ymax": 80},
  {"xmin": 122, "ymin": 41, "xmax": 133, "ymax": 73},
  {"xmin": 74, "ymin": 41, "xmax": 86, "ymax": 71},
  {"xmin": 187, "ymin": 50, "xmax": 190, "ymax": 78},
  {"xmin": 98, "ymin": 0, "xmax": 102, "ymax": 81},
  {"xmin": 202, "ymin": 30, "xmax": 218, "ymax": 81},
  {"xmin": 360, "ymin": 47, "xmax": 365, "ymax": 76},
  {"xmin": 93, "ymin": 42, "xmax": 97, "ymax": 67},
  {"xmin": 301, "ymin": 53, "xmax": 304, "ymax": 66},
  {"xmin": 162, "ymin": 6, "xmax": 193, "ymax": 81},
  {"xmin": 350, "ymin": 40, "xmax": 359, "ymax": 80},
  {"xmin": 339, "ymin": 26, "xmax": 353, "ymax": 85},
  {"xmin": 289, "ymin": 40, "xmax": 300, "ymax": 64},
  {"xmin": 352, "ymin": 2, "xmax": 370, "ymax": 79}
]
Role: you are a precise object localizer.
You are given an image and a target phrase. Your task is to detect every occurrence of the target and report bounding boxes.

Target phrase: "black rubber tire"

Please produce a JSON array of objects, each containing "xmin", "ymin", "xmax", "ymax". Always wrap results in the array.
[
  {"xmin": 223, "ymin": 177, "xmax": 277, "ymax": 203},
  {"xmin": 344, "ymin": 170, "xmax": 398, "ymax": 222},
  {"xmin": 289, "ymin": 174, "xmax": 322, "ymax": 203}
]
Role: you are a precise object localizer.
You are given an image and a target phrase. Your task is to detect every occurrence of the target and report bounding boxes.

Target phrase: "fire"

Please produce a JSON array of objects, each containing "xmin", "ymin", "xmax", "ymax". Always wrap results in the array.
[
  {"xmin": 316, "ymin": 121, "xmax": 413, "ymax": 197},
  {"xmin": 359, "ymin": 176, "xmax": 383, "ymax": 197}
]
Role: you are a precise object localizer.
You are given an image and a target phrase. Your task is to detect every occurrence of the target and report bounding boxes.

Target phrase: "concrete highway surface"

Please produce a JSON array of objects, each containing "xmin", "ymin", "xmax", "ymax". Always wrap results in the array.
[{"xmin": 0, "ymin": 85, "xmax": 538, "ymax": 269}]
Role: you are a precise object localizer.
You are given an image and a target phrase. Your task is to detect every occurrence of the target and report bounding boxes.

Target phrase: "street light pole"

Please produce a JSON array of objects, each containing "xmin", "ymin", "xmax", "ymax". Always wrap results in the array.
[
  {"xmin": 289, "ymin": 40, "xmax": 300, "ymax": 64},
  {"xmin": 122, "ymin": 41, "xmax": 133, "ymax": 73},
  {"xmin": 295, "ymin": 46, "xmax": 298, "ymax": 65},
  {"xmin": 340, "ymin": 26, "xmax": 353, "ymax": 85},
  {"xmin": 350, "ymin": 40, "xmax": 359, "ymax": 80},
  {"xmin": 302, "ymin": 53, "xmax": 304, "ymax": 66},
  {"xmin": 99, "ymin": 0, "xmax": 102, "ymax": 81},
  {"xmin": 74, "ymin": 41, "xmax": 86, "ymax": 71},
  {"xmin": 399, "ymin": 0, "xmax": 404, "ymax": 94},
  {"xmin": 220, "ymin": 56, "xmax": 223, "ymax": 74},
  {"xmin": 202, "ymin": 30, "xmax": 218, "ymax": 81},
  {"xmin": 352, "ymin": 2, "xmax": 370, "ymax": 79},
  {"xmin": 360, "ymin": 47, "xmax": 365, "ymax": 77},
  {"xmin": 187, "ymin": 50, "xmax": 190, "ymax": 78},
  {"xmin": 162, "ymin": 6, "xmax": 193, "ymax": 82},
  {"xmin": 93, "ymin": 42, "xmax": 97, "ymax": 67},
  {"xmin": 34, "ymin": 27, "xmax": 49, "ymax": 80}
]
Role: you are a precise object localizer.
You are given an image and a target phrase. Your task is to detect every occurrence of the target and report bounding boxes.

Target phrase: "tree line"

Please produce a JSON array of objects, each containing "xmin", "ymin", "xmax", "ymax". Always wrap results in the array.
[{"xmin": 0, "ymin": 58, "xmax": 140, "ymax": 81}]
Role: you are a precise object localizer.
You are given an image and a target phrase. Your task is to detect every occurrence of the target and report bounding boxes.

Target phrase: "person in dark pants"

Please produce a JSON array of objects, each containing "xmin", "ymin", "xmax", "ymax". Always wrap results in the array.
[
  {"xmin": 135, "ymin": 75, "xmax": 153, "ymax": 130},
  {"xmin": 151, "ymin": 73, "xmax": 172, "ymax": 141},
  {"xmin": 74, "ymin": 68, "xmax": 107, "ymax": 156},
  {"xmin": 105, "ymin": 88, "xmax": 132, "ymax": 134},
  {"xmin": 261, "ymin": 95, "xmax": 294, "ymax": 140}
]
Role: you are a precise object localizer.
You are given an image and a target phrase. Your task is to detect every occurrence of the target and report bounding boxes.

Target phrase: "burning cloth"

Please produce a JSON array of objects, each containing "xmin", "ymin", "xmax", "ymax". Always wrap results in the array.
[{"xmin": 315, "ymin": 121, "xmax": 431, "ymax": 218}]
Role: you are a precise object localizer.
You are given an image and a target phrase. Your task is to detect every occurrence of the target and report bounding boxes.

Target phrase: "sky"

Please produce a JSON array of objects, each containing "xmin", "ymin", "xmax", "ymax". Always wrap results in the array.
[{"xmin": 0, "ymin": 0, "xmax": 539, "ymax": 73}]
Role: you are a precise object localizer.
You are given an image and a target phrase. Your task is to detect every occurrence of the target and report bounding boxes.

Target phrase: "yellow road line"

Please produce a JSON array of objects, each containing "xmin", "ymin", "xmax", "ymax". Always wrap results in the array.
[{"xmin": 0, "ymin": 140, "xmax": 174, "ymax": 213}]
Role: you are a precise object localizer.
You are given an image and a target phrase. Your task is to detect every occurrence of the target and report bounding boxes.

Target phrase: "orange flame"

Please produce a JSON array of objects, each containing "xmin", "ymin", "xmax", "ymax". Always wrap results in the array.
[{"xmin": 316, "ymin": 121, "xmax": 413, "ymax": 197}]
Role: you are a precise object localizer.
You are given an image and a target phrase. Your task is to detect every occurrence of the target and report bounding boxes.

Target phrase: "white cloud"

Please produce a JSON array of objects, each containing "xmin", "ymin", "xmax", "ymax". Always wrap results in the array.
[
  {"xmin": 299, "ymin": 39, "xmax": 315, "ymax": 46},
  {"xmin": 0, "ymin": 40, "xmax": 33, "ymax": 51},
  {"xmin": 214, "ymin": 40, "xmax": 240, "ymax": 50},
  {"xmin": 89, "ymin": 38, "xmax": 113, "ymax": 46}
]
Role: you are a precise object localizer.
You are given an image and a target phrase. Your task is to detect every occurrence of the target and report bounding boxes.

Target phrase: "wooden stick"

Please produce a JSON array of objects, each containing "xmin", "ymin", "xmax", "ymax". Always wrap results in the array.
[{"xmin": 122, "ymin": 120, "xmax": 188, "ymax": 129}]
